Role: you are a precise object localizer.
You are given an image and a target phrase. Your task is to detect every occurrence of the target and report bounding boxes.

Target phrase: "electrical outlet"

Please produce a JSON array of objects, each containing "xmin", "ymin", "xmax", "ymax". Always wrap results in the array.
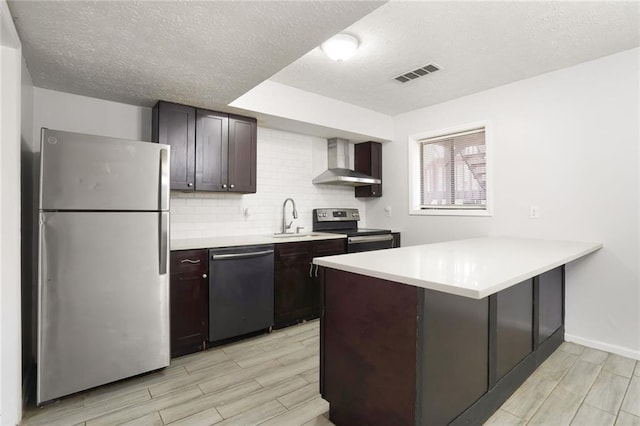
[{"xmin": 529, "ymin": 205, "xmax": 540, "ymax": 219}]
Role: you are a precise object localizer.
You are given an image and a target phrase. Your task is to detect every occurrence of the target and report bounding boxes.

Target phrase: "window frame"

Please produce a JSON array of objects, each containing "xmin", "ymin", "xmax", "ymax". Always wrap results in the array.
[{"xmin": 408, "ymin": 121, "xmax": 493, "ymax": 217}]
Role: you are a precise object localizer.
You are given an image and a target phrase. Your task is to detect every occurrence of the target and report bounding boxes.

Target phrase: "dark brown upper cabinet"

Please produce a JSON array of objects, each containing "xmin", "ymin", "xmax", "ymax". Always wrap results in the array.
[
  {"xmin": 228, "ymin": 115, "xmax": 257, "ymax": 193},
  {"xmin": 152, "ymin": 101, "xmax": 256, "ymax": 193},
  {"xmin": 152, "ymin": 102, "xmax": 196, "ymax": 191},
  {"xmin": 195, "ymin": 109, "xmax": 228, "ymax": 192},
  {"xmin": 354, "ymin": 141, "xmax": 382, "ymax": 198}
]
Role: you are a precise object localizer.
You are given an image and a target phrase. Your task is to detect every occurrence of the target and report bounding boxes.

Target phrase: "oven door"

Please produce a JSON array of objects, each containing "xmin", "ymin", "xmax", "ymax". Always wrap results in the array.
[{"xmin": 347, "ymin": 234, "xmax": 394, "ymax": 253}]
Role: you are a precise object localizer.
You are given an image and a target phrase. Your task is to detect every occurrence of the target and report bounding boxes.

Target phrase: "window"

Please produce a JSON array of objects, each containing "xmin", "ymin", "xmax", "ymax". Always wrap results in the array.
[{"xmin": 409, "ymin": 123, "xmax": 491, "ymax": 216}]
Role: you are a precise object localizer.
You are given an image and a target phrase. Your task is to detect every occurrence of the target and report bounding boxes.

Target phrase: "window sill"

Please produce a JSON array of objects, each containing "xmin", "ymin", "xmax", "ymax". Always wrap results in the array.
[{"xmin": 409, "ymin": 208, "xmax": 493, "ymax": 217}]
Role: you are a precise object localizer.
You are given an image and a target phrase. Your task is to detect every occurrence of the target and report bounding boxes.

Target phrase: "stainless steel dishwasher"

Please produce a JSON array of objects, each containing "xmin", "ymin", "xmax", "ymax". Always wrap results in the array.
[{"xmin": 208, "ymin": 244, "xmax": 274, "ymax": 342}]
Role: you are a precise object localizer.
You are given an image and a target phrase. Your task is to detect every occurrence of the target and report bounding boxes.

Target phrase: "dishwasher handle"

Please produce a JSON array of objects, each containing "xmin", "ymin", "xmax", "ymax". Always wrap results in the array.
[{"xmin": 211, "ymin": 249, "xmax": 274, "ymax": 261}]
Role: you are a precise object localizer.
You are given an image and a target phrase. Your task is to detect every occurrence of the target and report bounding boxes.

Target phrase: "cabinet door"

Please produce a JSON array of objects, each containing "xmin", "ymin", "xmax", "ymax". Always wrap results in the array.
[
  {"xmin": 274, "ymin": 242, "xmax": 314, "ymax": 328},
  {"xmin": 154, "ymin": 102, "xmax": 196, "ymax": 191},
  {"xmin": 312, "ymin": 239, "xmax": 347, "ymax": 316},
  {"xmin": 313, "ymin": 239, "xmax": 346, "ymax": 257},
  {"xmin": 170, "ymin": 250, "xmax": 209, "ymax": 357},
  {"xmin": 355, "ymin": 141, "xmax": 382, "ymax": 198},
  {"xmin": 539, "ymin": 266, "xmax": 563, "ymax": 343},
  {"xmin": 196, "ymin": 109, "xmax": 229, "ymax": 192},
  {"xmin": 496, "ymin": 279, "xmax": 533, "ymax": 381},
  {"xmin": 228, "ymin": 115, "xmax": 257, "ymax": 193}
]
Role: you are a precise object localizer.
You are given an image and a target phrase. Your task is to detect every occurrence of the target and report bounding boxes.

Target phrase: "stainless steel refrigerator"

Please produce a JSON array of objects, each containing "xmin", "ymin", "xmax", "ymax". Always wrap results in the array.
[{"xmin": 37, "ymin": 128, "xmax": 171, "ymax": 404}]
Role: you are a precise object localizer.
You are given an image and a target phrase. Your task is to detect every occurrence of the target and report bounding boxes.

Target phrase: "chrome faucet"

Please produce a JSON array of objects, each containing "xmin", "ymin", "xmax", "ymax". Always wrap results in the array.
[{"xmin": 282, "ymin": 198, "xmax": 298, "ymax": 234}]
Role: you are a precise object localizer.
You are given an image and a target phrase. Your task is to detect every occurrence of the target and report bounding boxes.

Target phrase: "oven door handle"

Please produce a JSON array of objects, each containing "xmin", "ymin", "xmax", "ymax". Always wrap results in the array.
[{"xmin": 348, "ymin": 235, "xmax": 394, "ymax": 244}]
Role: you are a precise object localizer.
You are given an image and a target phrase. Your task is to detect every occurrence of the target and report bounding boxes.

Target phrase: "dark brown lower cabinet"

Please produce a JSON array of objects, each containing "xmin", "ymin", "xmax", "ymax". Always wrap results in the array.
[
  {"xmin": 322, "ymin": 270, "xmax": 417, "ymax": 426},
  {"xmin": 274, "ymin": 239, "xmax": 345, "ymax": 329},
  {"xmin": 170, "ymin": 250, "xmax": 209, "ymax": 358},
  {"xmin": 321, "ymin": 266, "xmax": 565, "ymax": 425},
  {"xmin": 274, "ymin": 241, "xmax": 315, "ymax": 328}
]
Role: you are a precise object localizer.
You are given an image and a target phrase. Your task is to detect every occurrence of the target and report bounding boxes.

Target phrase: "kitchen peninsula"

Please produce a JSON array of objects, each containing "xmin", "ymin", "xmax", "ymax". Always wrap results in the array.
[{"xmin": 313, "ymin": 237, "xmax": 602, "ymax": 425}]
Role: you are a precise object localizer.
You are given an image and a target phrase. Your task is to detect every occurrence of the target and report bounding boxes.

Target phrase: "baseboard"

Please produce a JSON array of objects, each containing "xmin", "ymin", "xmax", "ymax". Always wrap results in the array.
[{"xmin": 564, "ymin": 333, "xmax": 640, "ymax": 360}]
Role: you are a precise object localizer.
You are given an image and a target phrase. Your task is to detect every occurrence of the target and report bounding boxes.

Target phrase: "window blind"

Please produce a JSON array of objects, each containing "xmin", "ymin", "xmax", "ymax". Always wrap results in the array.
[{"xmin": 419, "ymin": 128, "xmax": 486, "ymax": 209}]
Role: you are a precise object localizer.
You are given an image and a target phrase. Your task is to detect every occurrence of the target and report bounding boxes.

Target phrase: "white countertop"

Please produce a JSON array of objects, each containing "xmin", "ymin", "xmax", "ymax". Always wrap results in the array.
[
  {"xmin": 171, "ymin": 232, "xmax": 345, "ymax": 250},
  {"xmin": 313, "ymin": 237, "xmax": 602, "ymax": 299}
]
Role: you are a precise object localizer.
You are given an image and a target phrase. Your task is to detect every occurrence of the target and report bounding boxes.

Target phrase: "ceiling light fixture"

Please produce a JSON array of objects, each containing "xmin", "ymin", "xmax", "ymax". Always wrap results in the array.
[{"xmin": 321, "ymin": 33, "xmax": 359, "ymax": 62}]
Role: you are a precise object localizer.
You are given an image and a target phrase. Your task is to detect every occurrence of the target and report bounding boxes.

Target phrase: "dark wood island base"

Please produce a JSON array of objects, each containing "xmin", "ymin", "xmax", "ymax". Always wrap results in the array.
[{"xmin": 320, "ymin": 266, "xmax": 564, "ymax": 426}]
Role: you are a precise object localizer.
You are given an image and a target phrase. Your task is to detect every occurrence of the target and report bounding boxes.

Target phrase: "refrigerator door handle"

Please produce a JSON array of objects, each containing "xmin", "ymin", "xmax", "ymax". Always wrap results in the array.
[
  {"xmin": 37, "ymin": 212, "xmax": 46, "ymax": 404},
  {"xmin": 159, "ymin": 148, "xmax": 169, "ymax": 211},
  {"xmin": 159, "ymin": 212, "xmax": 168, "ymax": 274}
]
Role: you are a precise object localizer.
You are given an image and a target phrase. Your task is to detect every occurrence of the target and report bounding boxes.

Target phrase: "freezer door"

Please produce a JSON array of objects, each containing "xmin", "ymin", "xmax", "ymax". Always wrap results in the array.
[
  {"xmin": 40, "ymin": 128, "xmax": 170, "ymax": 211},
  {"xmin": 37, "ymin": 211, "xmax": 170, "ymax": 404}
]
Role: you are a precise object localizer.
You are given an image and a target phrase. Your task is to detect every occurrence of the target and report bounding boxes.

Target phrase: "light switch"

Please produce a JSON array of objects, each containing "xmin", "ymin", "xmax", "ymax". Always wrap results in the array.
[{"xmin": 384, "ymin": 206, "xmax": 392, "ymax": 217}]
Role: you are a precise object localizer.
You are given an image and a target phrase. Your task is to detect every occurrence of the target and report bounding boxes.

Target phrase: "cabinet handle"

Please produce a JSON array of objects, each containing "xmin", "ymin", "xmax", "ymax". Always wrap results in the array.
[
  {"xmin": 202, "ymin": 273, "xmax": 207, "ymax": 279},
  {"xmin": 222, "ymin": 184, "xmax": 227, "ymax": 189},
  {"xmin": 180, "ymin": 259, "xmax": 200, "ymax": 264},
  {"xmin": 314, "ymin": 264, "xmax": 319, "ymax": 278},
  {"xmin": 187, "ymin": 182, "xmax": 193, "ymax": 187},
  {"xmin": 308, "ymin": 262, "xmax": 313, "ymax": 278},
  {"xmin": 230, "ymin": 184, "xmax": 235, "ymax": 189}
]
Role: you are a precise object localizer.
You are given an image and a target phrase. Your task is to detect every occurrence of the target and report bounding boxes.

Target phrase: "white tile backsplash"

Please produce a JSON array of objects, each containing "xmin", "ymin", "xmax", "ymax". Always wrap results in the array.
[{"xmin": 170, "ymin": 128, "xmax": 366, "ymax": 239}]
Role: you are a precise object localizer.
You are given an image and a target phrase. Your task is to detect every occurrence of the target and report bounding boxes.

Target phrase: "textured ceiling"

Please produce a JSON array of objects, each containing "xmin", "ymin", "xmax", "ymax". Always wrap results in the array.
[
  {"xmin": 8, "ymin": 0, "xmax": 640, "ymax": 118},
  {"xmin": 8, "ymin": 0, "xmax": 385, "ymax": 110},
  {"xmin": 271, "ymin": 1, "xmax": 640, "ymax": 115}
]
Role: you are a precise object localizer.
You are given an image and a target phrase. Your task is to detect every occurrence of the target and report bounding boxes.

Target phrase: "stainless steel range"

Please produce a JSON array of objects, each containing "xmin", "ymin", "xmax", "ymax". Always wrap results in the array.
[{"xmin": 312, "ymin": 208, "xmax": 395, "ymax": 253}]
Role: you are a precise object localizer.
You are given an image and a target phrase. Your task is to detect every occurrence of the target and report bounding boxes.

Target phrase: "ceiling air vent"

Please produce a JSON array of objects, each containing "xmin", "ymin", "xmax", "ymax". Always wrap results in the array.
[{"xmin": 394, "ymin": 63, "xmax": 441, "ymax": 83}]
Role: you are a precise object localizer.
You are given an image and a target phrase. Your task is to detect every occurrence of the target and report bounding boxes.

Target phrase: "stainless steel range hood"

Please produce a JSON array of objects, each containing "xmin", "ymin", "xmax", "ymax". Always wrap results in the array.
[{"xmin": 312, "ymin": 138, "xmax": 381, "ymax": 186}]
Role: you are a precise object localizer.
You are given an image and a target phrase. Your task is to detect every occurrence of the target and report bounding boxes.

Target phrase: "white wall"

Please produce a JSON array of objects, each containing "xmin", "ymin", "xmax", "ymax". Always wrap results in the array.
[
  {"xmin": 368, "ymin": 48, "xmax": 640, "ymax": 359},
  {"xmin": 1, "ymin": 0, "xmax": 24, "ymax": 423},
  {"xmin": 230, "ymin": 80, "xmax": 394, "ymax": 142},
  {"xmin": 33, "ymin": 88, "xmax": 152, "ymax": 143},
  {"xmin": 32, "ymin": 89, "xmax": 367, "ymax": 240},
  {"xmin": 20, "ymin": 60, "xmax": 34, "ymax": 149},
  {"xmin": 20, "ymin": 52, "xmax": 35, "ymax": 396}
]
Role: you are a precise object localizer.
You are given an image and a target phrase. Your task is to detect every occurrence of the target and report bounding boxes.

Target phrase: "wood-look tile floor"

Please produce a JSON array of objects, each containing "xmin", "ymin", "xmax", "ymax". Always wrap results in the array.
[
  {"xmin": 21, "ymin": 321, "xmax": 329, "ymax": 426},
  {"xmin": 488, "ymin": 342, "xmax": 640, "ymax": 426},
  {"xmin": 21, "ymin": 320, "xmax": 640, "ymax": 426}
]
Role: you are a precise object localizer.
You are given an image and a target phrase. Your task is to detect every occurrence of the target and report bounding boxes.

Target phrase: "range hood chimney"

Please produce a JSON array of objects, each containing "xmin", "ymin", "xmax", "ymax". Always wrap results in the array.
[{"xmin": 312, "ymin": 138, "xmax": 381, "ymax": 186}]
